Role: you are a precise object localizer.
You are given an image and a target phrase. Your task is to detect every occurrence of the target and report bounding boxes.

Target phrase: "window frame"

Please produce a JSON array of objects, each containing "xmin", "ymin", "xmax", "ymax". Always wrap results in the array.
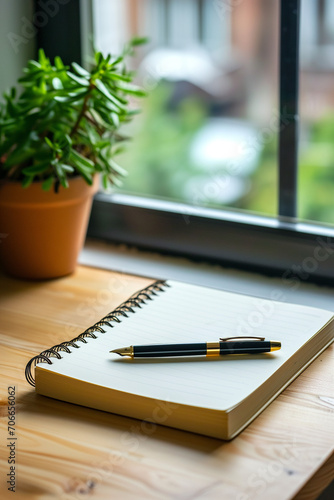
[
  {"xmin": 88, "ymin": 192, "xmax": 334, "ymax": 284},
  {"xmin": 35, "ymin": 0, "xmax": 334, "ymax": 284}
]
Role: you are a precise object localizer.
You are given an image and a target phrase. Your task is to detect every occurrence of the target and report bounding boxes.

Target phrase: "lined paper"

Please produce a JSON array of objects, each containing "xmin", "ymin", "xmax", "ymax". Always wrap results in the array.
[{"xmin": 37, "ymin": 281, "xmax": 333, "ymax": 411}]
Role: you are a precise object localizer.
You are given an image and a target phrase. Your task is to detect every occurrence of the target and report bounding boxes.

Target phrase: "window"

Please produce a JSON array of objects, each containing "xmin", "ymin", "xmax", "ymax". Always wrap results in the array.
[
  {"xmin": 93, "ymin": 0, "xmax": 279, "ymax": 217},
  {"xmin": 34, "ymin": 0, "xmax": 334, "ymax": 283},
  {"xmin": 299, "ymin": 0, "xmax": 334, "ymax": 225}
]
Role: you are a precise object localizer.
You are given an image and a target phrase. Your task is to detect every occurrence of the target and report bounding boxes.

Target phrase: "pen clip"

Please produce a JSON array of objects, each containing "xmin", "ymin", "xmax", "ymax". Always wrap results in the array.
[{"xmin": 219, "ymin": 336, "xmax": 265, "ymax": 342}]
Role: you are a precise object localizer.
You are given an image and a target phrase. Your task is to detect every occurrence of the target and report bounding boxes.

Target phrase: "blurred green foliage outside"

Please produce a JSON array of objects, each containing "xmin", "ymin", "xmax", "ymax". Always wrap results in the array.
[{"xmin": 117, "ymin": 83, "xmax": 334, "ymax": 226}]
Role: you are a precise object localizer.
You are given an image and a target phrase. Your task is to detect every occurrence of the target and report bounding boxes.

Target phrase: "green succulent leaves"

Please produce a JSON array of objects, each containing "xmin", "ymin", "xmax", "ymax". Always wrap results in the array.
[{"xmin": 0, "ymin": 42, "xmax": 146, "ymax": 191}]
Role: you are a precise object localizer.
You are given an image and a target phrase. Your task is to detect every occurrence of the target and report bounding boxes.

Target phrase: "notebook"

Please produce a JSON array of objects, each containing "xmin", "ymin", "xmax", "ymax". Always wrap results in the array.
[{"xmin": 25, "ymin": 280, "xmax": 334, "ymax": 440}]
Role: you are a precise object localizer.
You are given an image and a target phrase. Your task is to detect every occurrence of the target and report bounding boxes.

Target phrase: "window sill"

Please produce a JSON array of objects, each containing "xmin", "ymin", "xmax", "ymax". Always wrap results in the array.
[
  {"xmin": 87, "ymin": 193, "xmax": 334, "ymax": 284},
  {"xmin": 80, "ymin": 238, "xmax": 334, "ymax": 311}
]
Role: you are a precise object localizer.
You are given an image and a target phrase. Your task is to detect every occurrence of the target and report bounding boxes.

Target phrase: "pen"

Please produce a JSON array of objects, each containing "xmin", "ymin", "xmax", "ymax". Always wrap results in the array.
[{"xmin": 110, "ymin": 336, "xmax": 281, "ymax": 358}]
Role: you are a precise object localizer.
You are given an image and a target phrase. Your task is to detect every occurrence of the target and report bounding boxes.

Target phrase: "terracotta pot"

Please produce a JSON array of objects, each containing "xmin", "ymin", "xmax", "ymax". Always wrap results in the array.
[{"xmin": 0, "ymin": 176, "xmax": 99, "ymax": 279}]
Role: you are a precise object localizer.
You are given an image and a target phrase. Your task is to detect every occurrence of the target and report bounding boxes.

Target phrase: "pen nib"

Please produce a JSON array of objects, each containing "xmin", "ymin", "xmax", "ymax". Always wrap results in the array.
[{"xmin": 110, "ymin": 347, "xmax": 133, "ymax": 357}]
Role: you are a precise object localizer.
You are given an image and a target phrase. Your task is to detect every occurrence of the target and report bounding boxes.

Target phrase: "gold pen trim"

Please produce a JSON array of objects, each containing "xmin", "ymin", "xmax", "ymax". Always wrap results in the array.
[
  {"xmin": 206, "ymin": 341, "xmax": 221, "ymax": 357},
  {"xmin": 270, "ymin": 341, "xmax": 281, "ymax": 352}
]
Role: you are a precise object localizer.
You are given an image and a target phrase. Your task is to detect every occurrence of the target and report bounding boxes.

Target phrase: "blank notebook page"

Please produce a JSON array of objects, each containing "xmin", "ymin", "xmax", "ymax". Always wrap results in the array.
[{"xmin": 37, "ymin": 281, "xmax": 333, "ymax": 410}]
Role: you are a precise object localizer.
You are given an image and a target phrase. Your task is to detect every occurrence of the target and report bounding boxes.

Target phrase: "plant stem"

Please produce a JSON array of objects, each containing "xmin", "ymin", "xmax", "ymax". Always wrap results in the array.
[
  {"xmin": 69, "ymin": 86, "xmax": 93, "ymax": 139},
  {"xmin": 85, "ymin": 114, "xmax": 104, "ymax": 135}
]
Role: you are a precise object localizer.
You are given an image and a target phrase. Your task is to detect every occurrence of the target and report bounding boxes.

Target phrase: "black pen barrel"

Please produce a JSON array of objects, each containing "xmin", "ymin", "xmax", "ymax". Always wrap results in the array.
[
  {"xmin": 219, "ymin": 341, "xmax": 272, "ymax": 355},
  {"xmin": 133, "ymin": 342, "xmax": 207, "ymax": 357}
]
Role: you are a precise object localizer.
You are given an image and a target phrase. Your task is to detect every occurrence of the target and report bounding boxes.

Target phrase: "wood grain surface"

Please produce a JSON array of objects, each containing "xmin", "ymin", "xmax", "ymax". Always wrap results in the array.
[{"xmin": 0, "ymin": 265, "xmax": 333, "ymax": 500}]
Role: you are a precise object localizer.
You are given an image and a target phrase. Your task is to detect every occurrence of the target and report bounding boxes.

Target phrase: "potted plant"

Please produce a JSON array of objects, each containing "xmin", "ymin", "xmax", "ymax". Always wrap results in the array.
[{"xmin": 0, "ymin": 40, "xmax": 146, "ymax": 279}]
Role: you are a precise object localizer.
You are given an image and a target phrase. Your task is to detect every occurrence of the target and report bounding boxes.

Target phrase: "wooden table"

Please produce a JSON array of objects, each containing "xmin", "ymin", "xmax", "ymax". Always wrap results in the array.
[{"xmin": 0, "ymin": 266, "xmax": 333, "ymax": 500}]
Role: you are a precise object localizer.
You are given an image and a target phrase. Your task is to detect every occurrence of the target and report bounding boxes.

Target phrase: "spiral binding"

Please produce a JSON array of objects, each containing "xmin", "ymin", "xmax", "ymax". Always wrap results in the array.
[{"xmin": 25, "ymin": 280, "xmax": 169, "ymax": 387}]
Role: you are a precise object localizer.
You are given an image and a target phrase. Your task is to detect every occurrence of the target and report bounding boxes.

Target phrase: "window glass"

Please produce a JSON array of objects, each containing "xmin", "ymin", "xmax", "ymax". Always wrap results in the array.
[
  {"xmin": 93, "ymin": 0, "xmax": 279, "ymax": 216},
  {"xmin": 299, "ymin": 0, "xmax": 334, "ymax": 225}
]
